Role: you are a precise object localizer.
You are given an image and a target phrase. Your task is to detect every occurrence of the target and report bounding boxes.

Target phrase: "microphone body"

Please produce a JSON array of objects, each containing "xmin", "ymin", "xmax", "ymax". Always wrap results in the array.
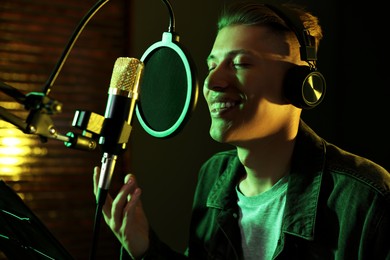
[
  {"xmin": 99, "ymin": 93, "xmax": 133, "ymax": 154},
  {"xmin": 97, "ymin": 57, "xmax": 144, "ymax": 195}
]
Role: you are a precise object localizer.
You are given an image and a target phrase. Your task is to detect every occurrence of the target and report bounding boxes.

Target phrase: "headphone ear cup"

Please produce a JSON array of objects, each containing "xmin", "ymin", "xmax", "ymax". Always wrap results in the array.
[{"xmin": 283, "ymin": 66, "xmax": 326, "ymax": 109}]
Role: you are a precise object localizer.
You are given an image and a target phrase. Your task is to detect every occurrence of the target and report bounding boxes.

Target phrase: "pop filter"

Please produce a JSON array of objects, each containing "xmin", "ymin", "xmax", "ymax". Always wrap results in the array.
[{"xmin": 135, "ymin": 1, "xmax": 198, "ymax": 138}]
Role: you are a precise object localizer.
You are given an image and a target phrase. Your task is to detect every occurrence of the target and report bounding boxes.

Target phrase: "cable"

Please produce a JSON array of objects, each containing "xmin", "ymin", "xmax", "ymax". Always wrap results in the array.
[{"xmin": 89, "ymin": 189, "xmax": 107, "ymax": 260}]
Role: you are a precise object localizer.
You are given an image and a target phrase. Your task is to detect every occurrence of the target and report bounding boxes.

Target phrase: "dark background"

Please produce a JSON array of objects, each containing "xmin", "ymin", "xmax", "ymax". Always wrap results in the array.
[{"xmin": 0, "ymin": 0, "xmax": 388, "ymax": 259}]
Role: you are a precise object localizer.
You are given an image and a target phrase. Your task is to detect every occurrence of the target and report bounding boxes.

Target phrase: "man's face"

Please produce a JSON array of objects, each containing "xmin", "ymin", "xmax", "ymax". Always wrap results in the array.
[{"xmin": 203, "ymin": 25, "xmax": 302, "ymax": 145}]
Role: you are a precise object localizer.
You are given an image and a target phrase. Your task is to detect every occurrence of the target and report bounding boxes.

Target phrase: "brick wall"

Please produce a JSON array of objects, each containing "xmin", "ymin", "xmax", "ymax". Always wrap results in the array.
[{"xmin": 0, "ymin": 0, "xmax": 131, "ymax": 258}]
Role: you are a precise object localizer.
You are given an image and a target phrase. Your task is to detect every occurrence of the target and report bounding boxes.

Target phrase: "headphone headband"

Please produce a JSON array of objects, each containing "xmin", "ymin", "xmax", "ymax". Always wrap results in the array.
[{"xmin": 264, "ymin": 3, "xmax": 317, "ymax": 62}]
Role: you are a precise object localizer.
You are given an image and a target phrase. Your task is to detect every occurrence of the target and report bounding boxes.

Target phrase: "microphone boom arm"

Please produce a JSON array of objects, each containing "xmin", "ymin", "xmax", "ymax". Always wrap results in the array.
[
  {"xmin": 43, "ymin": 0, "xmax": 110, "ymax": 95},
  {"xmin": 0, "ymin": 0, "xmax": 111, "ymax": 150}
]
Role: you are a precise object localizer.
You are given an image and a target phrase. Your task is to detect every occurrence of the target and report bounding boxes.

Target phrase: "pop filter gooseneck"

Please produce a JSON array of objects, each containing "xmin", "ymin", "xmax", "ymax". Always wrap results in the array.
[{"xmin": 135, "ymin": 0, "xmax": 199, "ymax": 138}]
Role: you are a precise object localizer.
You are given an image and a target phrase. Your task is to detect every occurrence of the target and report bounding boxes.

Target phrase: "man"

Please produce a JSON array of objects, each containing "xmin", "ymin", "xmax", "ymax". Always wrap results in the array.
[{"xmin": 93, "ymin": 1, "xmax": 390, "ymax": 259}]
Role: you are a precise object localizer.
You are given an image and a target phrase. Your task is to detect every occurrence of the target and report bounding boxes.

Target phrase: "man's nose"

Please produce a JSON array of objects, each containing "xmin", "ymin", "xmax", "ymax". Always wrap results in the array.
[{"xmin": 204, "ymin": 66, "xmax": 230, "ymax": 91}]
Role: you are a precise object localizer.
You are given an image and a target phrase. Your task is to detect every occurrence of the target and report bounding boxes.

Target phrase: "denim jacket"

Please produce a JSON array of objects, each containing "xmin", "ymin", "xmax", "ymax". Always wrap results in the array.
[{"xmin": 124, "ymin": 120, "xmax": 390, "ymax": 260}]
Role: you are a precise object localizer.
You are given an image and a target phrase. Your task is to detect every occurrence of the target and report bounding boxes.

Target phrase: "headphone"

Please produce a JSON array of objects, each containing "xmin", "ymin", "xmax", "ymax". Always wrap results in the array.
[{"xmin": 264, "ymin": 3, "xmax": 326, "ymax": 109}]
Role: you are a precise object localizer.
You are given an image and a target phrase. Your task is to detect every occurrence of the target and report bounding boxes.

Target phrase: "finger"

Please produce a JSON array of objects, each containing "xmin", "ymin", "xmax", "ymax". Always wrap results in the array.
[
  {"xmin": 93, "ymin": 166, "xmax": 100, "ymax": 196},
  {"xmin": 124, "ymin": 174, "xmax": 136, "ymax": 201},
  {"xmin": 124, "ymin": 186, "xmax": 142, "ymax": 212},
  {"xmin": 122, "ymin": 175, "xmax": 143, "ymax": 221},
  {"xmin": 111, "ymin": 174, "xmax": 139, "ymax": 226}
]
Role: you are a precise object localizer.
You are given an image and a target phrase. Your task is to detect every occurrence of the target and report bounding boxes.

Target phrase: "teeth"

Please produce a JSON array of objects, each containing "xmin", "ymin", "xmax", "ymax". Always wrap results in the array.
[{"xmin": 211, "ymin": 101, "xmax": 236, "ymax": 111}]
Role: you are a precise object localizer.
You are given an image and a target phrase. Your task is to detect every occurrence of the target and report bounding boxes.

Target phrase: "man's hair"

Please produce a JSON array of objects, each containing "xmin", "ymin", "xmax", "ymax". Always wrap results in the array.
[{"xmin": 217, "ymin": 1, "xmax": 323, "ymax": 49}]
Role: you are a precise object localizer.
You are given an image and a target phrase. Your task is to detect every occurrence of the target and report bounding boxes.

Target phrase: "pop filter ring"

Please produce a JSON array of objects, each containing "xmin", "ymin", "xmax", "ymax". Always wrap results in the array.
[{"xmin": 135, "ymin": 32, "xmax": 198, "ymax": 138}]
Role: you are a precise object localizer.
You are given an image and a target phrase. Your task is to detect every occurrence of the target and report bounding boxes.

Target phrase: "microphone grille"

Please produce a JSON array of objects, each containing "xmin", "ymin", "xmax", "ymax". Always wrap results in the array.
[{"xmin": 110, "ymin": 57, "xmax": 143, "ymax": 91}]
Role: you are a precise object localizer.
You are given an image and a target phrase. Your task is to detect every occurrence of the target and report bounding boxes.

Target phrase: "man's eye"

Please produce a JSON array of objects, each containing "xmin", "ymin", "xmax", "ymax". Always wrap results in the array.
[{"xmin": 233, "ymin": 63, "xmax": 249, "ymax": 69}]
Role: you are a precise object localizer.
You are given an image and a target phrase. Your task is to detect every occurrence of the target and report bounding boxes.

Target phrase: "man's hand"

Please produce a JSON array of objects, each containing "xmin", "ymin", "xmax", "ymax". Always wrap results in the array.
[{"xmin": 93, "ymin": 166, "xmax": 150, "ymax": 259}]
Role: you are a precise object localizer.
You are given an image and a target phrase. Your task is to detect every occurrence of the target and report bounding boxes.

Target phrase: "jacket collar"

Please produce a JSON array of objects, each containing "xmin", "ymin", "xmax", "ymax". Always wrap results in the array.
[
  {"xmin": 206, "ymin": 120, "xmax": 326, "ymax": 240},
  {"xmin": 206, "ymin": 155, "xmax": 243, "ymax": 209},
  {"xmin": 283, "ymin": 120, "xmax": 326, "ymax": 240}
]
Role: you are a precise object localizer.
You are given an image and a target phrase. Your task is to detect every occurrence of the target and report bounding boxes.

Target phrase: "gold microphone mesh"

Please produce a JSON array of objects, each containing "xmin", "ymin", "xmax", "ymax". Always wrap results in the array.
[{"xmin": 109, "ymin": 57, "xmax": 143, "ymax": 92}]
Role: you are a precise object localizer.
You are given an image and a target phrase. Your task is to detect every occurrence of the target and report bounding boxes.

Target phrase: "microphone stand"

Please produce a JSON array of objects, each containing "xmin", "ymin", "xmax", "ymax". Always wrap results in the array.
[
  {"xmin": 0, "ymin": 0, "xmax": 110, "ymax": 149},
  {"xmin": 0, "ymin": 0, "xmax": 109, "ymax": 259},
  {"xmin": 0, "ymin": 81, "xmax": 69, "ymax": 144}
]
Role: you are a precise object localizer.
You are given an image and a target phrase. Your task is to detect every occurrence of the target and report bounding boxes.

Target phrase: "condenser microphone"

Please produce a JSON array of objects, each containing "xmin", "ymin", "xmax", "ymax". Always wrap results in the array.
[{"xmin": 97, "ymin": 57, "xmax": 144, "ymax": 201}]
